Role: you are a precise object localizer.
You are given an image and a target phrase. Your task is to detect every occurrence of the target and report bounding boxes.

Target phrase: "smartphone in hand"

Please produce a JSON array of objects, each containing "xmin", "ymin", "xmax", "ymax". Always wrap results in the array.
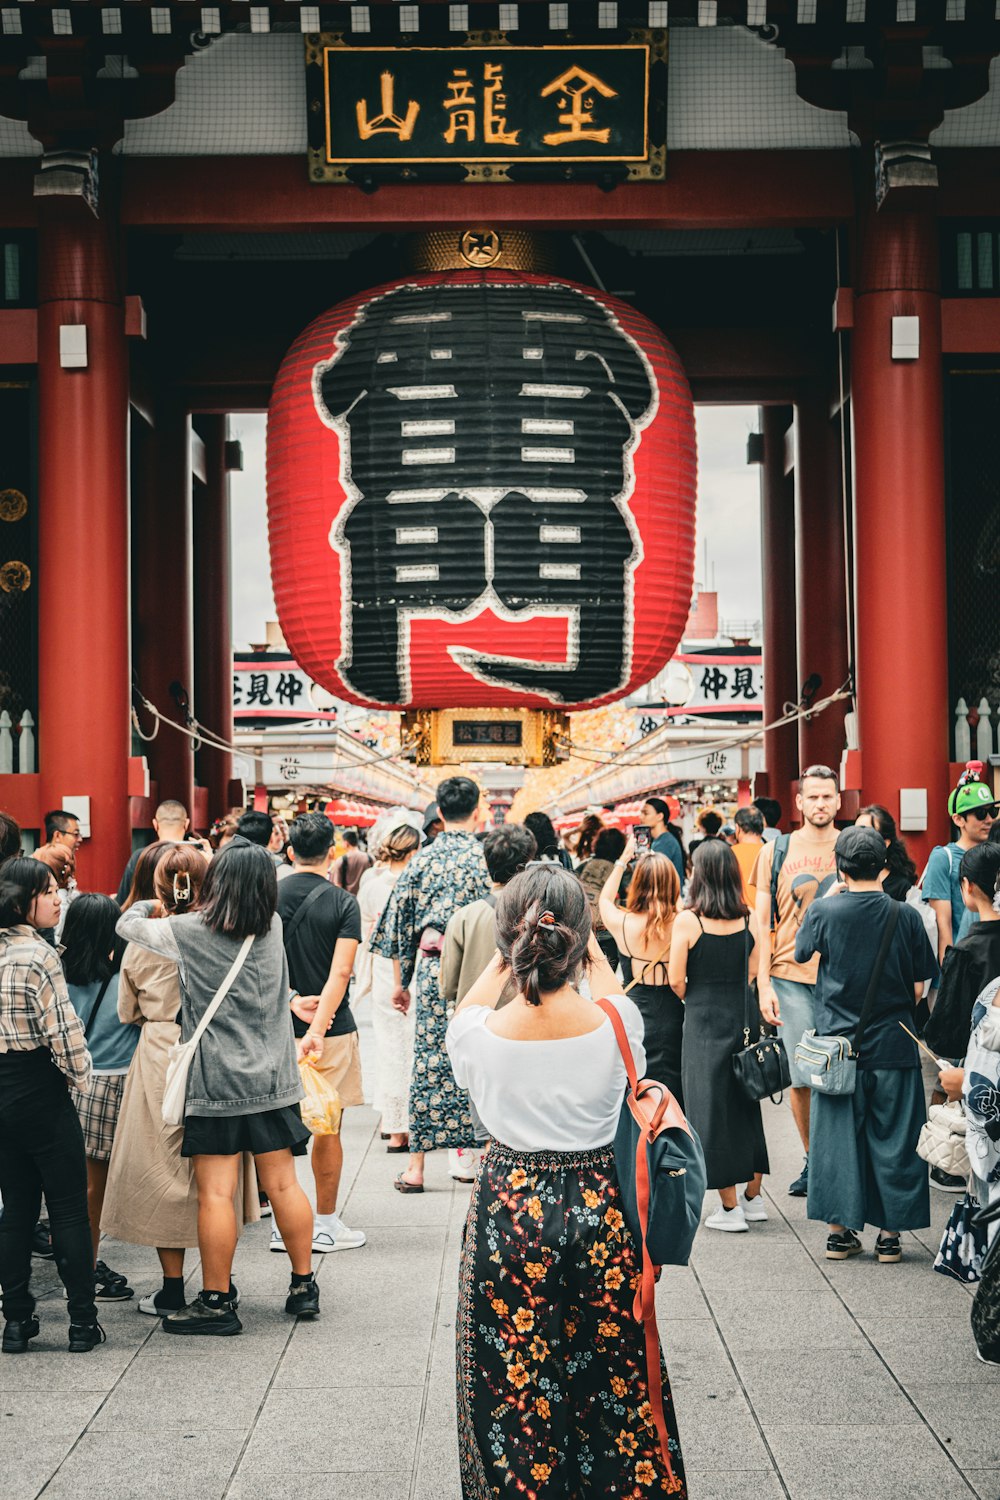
[{"xmin": 634, "ymin": 825, "xmax": 653, "ymax": 855}]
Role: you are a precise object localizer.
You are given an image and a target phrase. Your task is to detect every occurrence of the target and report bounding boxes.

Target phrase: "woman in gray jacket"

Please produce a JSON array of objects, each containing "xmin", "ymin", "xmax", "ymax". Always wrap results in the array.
[{"xmin": 117, "ymin": 839, "xmax": 317, "ymax": 1335}]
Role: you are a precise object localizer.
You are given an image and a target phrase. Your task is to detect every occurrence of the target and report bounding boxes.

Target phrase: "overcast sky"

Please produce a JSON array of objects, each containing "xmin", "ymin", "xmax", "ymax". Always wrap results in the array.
[{"xmin": 229, "ymin": 405, "xmax": 763, "ymax": 654}]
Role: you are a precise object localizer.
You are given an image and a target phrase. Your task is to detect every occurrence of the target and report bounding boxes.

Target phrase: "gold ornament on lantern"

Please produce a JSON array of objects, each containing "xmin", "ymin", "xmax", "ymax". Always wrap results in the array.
[
  {"xmin": 0, "ymin": 560, "xmax": 31, "ymax": 593},
  {"xmin": 0, "ymin": 489, "xmax": 27, "ymax": 523},
  {"xmin": 411, "ymin": 228, "xmax": 557, "ymax": 274}
]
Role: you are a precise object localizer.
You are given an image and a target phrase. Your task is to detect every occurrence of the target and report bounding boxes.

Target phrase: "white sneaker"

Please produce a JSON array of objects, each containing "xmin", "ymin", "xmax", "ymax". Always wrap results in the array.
[
  {"xmin": 738, "ymin": 1189, "xmax": 768, "ymax": 1222},
  {"xmin": 269, "ymin": 1226, "xmax": 286, "ymax": 1254},
  {"xmin": 314, "ymin": 1214, "xmax": 366, "ymax": 1252},
  {"xmin": 705, "ymin": 1204, "xmax": 749, "ymax": 1233}
]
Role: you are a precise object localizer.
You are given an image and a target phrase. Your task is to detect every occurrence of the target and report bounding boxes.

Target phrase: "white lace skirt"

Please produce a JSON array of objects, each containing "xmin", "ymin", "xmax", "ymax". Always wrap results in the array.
[{"xmin": 369, "ymin": 952, "xmax": 416, "ymax": 1134}]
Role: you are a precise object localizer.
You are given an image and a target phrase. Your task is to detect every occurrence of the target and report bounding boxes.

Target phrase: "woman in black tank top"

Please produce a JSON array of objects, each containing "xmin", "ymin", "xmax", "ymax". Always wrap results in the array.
[
  {"xmin": 670, "ymin": 842, "xmax": 769, "ymax": 1233},
  {"xmin": 598, "ymin": 844, "xmax": 685, "ymax": 1104}
]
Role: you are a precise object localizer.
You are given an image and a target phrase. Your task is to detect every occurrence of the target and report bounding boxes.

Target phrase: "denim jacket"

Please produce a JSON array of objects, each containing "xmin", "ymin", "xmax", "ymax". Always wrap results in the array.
[{"xmin": 115, "ymin": 904, "xmax": 302, "ymax": 1118}]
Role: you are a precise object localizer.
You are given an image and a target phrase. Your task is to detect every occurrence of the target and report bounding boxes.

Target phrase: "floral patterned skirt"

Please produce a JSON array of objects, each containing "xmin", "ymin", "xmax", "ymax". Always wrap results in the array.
[{"xmin": 457, "ymin": 1141, "xmax": 686, "ymax": 1499}]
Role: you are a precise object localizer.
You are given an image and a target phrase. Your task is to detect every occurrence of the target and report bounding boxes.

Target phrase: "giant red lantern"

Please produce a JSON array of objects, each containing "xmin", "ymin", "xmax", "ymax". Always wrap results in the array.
[{"xmin": 267, "ymin": 269, "xmax": 696, "ymax": 712}]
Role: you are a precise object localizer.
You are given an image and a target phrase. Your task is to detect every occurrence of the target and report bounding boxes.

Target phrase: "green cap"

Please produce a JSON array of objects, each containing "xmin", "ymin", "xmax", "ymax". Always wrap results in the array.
[{"xmin": 948, "ymin": 780, "xmax": 997, "ymax": 817}]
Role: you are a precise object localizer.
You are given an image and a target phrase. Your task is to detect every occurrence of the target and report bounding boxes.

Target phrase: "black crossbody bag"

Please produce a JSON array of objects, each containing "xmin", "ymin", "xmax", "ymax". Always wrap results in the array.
[{"xmin": 732, "ymin": 919, "xmax": 793, "ymax": 1104}]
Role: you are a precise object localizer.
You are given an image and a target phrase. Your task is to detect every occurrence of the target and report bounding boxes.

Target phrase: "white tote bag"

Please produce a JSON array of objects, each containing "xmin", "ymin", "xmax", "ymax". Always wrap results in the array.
[{"xmin": 162, "ymin": 935, "xmax": 254, "ymax": 1127}]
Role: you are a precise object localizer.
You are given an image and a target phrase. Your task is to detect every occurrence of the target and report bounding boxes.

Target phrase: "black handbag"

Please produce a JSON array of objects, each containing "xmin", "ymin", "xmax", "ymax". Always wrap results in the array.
[{"xmin": 731, "ymin": 919, "xmax": 792, "ymax": 1103}]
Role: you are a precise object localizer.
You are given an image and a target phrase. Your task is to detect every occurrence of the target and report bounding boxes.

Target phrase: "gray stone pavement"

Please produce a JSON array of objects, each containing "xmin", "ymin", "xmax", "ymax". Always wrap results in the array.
[{"xmin": 3, "ymin": 1001, "xmax": 997, "ymax": 1500}]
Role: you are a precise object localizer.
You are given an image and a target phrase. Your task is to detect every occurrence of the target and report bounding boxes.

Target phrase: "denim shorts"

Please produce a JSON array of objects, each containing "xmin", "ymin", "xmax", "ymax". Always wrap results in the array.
[{"xmin": 771, "ymin": 977, "xmax": 817, "ymax": 1088}]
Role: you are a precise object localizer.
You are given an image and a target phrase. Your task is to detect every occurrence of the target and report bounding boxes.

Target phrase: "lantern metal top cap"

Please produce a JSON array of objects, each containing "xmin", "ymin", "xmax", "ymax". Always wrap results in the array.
[{"xmin": 410, "ymin": 228, "xmax": 557, "ymax": 273}]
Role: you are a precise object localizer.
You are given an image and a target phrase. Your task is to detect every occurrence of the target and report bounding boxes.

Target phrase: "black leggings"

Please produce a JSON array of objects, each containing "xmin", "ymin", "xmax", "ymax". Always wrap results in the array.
[{"xmin": 0, "ymin": 1049, "xmax": 96, "ymax": 1325}]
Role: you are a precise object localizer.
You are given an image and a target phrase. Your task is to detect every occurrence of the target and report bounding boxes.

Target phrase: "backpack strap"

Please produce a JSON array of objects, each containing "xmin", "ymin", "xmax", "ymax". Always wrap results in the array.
[
  {"xmin": 83, "ymin": 971, "xmax": 116, "ymax": 1042},
  {"xmin": 283, "ymin": 881, "xmax": 328, "ymax": 945},
  {"xmin": 769, "ymin": 833, "xmax": 792, "ymax": 933},
  {"xmin": 596, "ymin": 997, "xmax": 679, "ymax": 1490}
]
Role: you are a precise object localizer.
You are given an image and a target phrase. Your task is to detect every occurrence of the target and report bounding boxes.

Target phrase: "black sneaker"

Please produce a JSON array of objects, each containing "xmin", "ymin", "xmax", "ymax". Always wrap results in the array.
[
  {"xmin": 929, "ymin": 1167, "xmax": 965, "ymax": 1193},
  {"xmin": 32, "ymin": 1221, "xmax": 54, "ymax": 1259},
  {"xmin": 95, "ymin": 1263, "xmax": 134, "ymax": 1302},
  {"xmin": 285, "ymin": 1276, "xmax": 321, "ymax": 1319},
  {"xmin": 2, "ymin": 1317, "xmax": 39, "ymax": 1354},
  {"xmin": 826, "ymin": 1229, "xmax": 863, "ymax": 1260},
  {"xmin": 876, "ymin": 1234, "xmax": 902, "ymax": 1263},
  {"xmin": 788, "ymin": 1158, "xmax": 809, "ymax": 1197},
  {"xmin": 68, "ymin": 1322, "xmax": 106, "ymax": 1354},
  {"xmin": 161, "ymin": 1296, "xmax": 242, "ymax": 1337}
]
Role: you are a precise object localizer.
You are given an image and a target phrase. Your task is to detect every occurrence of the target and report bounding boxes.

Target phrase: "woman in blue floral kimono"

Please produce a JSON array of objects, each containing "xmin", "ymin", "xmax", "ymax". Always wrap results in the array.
[
  {"xmin": 370, "ymin": 777, "xmax": 490, "ymax": 1191},
  {"xmin": 936, "ymin": 975, "xmax": 1000, "ymax": 1282}
]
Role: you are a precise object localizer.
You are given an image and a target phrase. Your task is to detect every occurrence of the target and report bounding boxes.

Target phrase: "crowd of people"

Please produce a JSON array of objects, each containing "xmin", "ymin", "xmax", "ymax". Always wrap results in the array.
[{"xmin": 1, "ymin": 758, "xmax": 999, "ymax": 1492}]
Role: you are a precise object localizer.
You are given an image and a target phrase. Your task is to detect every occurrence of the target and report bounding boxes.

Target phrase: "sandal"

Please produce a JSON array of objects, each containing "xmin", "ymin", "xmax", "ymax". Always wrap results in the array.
[{"xmin": 394, "ymin": 1173, "xmax": 425, "ymax": 1194}]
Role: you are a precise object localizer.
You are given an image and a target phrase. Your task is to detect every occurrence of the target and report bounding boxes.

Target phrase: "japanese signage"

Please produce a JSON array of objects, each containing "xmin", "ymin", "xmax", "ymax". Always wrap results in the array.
[
  {"xmin": 453, "ymin": 719, "xmax": 524, "ymax": 748},
  {"xmin": 306, "ymin": 35, "xmax": 665, "ymax": 184},
  {"xmin": 233, "ymin": 658, "xmax": 337, "ymax": 723},
  {"xmin": 637, "ymin": 654, "xmax": 764, "ymax": 723},
  {"xmin": 267, "ymin": 270, "xmax": 697, "ymax": 713},
  {"xmin": 677, "ymin": 654, "xmax": 763, "ymax": 715}
]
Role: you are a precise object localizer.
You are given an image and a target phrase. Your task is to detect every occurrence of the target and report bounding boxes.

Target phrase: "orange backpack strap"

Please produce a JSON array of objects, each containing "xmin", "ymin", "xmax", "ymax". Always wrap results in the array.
[{"xmin": 596, "ymin": 998, "xmax": 677, "ymax": 1488}]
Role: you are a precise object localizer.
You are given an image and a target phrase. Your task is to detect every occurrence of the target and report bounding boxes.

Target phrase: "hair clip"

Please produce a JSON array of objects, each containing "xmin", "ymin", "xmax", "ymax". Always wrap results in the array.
[
  {"xmin": 173, "ymin": 872, "xmax": 192, "ymax": 904},
  {"xmin": 537, "ymin": 910, "xmax": 557, "ymax": 926}
]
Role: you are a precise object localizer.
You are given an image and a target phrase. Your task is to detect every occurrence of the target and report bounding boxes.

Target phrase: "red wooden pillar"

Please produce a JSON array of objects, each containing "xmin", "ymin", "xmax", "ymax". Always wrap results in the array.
[
  {"xmin": 852, "ymin": 206, "xmax": 948, "ymax": 867},
  {"xmin": 37, "ymin": 199, "xmax": 131, "ymax": 893},
  {"xmin": 793, "ymin": 388, "xmax": 850, "ymax": 772},
  {"xmin": 758, "ymin": 405, "xmax": 799, "ymax": 820},
  {"xmin": 132, "ymin": 401, "xmax": 195, "ymax": 814},
  {"xmin": 192, "ymin": 415, "xmax": 233, "ymax": 825}
]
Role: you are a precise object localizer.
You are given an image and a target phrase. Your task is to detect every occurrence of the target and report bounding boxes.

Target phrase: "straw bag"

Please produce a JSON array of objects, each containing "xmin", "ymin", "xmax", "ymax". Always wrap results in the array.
[{"xmin": 917, "ymin": 1100, "xmax": 970, "ymax": 1180}]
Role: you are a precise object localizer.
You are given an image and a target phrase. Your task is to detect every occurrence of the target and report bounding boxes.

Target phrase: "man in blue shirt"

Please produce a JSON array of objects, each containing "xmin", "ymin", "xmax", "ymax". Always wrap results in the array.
[
  {"xmin": 640, "ymin": 798, "xmax": 685, "ymax": 888},
  {"xmin": 922, "ymin": 776, "xmax": 997, "ymax": 966}
]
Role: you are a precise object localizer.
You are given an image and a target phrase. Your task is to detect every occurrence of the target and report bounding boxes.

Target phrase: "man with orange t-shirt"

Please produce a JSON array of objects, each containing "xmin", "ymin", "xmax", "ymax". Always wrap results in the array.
[
  {"xmin": 731, "ymin": 806, "xmax": 764, "ymax": 909},
  {"xmin": 752, "ymin": 767, "xmax": 841, "ymax": 1198}
]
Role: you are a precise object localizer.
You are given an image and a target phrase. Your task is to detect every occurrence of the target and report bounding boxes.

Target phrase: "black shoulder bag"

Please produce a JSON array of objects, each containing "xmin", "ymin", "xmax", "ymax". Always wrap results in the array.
[
  {"xmin": 84, "ymin": 971, "xmax": 116, "ymax": 1040},
  {"xmin": 732, "ymin": 919, "xmax": 792, "ymax": 1104}
]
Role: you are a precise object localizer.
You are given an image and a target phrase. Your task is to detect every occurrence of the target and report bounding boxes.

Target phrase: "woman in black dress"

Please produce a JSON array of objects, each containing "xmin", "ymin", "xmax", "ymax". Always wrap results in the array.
[
  {"xmin": 598, "ymin": 840, "xmax": 684, "ymax": 1104},
  {"xmin": 670, "ymin": 840, "xmax": 769, "ymax": 1233}
]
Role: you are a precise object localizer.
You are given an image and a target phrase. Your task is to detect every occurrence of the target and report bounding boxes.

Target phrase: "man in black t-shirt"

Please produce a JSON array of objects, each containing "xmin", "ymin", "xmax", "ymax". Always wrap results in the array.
[{"xmin": 275, "ymin": 813, "xmax": 364, "ymax": 1255}]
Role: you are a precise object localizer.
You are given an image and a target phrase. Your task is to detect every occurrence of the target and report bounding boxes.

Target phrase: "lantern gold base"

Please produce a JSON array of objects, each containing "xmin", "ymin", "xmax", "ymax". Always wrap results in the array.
[{"xmin": 402, "ymin": 708, "xmax": 569, "ymax": 768}]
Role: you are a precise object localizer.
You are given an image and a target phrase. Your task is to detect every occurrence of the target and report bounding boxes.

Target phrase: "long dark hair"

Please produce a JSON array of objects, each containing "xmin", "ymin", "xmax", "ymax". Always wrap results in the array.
[
  {"xmin": 0, "ymin": 856, "xmax": 52, "ymax": 928},
  {"xmin": 61, "ymin": 893, "xmax": 122, "ymax": 986},
  {"xmin": 523, "ymin": 811, "xmax": 561, "ymax": 860},
  {"xmin": 495, "ymin": 864, "xmax": 590, "ymax": 1007},
  {"xmin": 686, "ymin": 839, "xmax": 749, "ymax": 921},
  {"xmin": 122, "ymin": 840, "xmax": 171, "ymax": 910},
  {"xmin": 857, "ymin": 804, "xmax": 918, "ymax": 887},
  {"xmin": 195, "ymin": 840, "xmax": 276, "ymax": 938}
]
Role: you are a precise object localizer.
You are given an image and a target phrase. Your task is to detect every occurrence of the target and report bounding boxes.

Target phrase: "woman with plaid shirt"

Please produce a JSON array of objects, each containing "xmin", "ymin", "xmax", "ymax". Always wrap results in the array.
[{"xmin": 0, "ymin": 857, "xmax": 103, "ymax": 1354}]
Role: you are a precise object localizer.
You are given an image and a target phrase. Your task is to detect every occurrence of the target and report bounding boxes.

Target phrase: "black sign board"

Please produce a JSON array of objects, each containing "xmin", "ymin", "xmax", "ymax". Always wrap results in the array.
[
  {"xmin": 453, "ymin": 719, "xmax": 524, "ymax": 748},
  {"xmin": 306, "ymin": 33, "xmax": 666, "ymax": 185}
]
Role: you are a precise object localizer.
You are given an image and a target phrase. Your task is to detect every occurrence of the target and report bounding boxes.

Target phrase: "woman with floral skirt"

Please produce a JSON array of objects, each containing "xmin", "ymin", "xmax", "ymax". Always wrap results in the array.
[{"xmin": 447, "ymin": 864, "xmax": 686, "ymax": 1498}]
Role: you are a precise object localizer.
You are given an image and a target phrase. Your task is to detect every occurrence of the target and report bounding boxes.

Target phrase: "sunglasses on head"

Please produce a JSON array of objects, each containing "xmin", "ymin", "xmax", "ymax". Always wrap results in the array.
[{"xmin": 967, "ymin": 805, "xmax": 997, "ymax": 821}]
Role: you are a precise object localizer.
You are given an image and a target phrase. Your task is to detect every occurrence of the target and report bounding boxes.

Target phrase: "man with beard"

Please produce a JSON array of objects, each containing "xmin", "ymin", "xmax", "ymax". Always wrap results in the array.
[{"xmin": 753, "ymin": 766, "xmax": 842, "ymax": 1197}]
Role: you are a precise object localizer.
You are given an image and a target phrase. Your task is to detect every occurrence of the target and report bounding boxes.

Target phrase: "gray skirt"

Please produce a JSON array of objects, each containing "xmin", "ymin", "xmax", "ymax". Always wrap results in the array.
[{"xmin": 807, "ymin": 1066, "xmax": 930, "ymax": 1232}]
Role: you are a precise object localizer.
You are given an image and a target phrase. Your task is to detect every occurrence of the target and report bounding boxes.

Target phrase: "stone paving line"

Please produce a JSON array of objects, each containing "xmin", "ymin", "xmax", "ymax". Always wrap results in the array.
[{"xmin": 2, "ymin": 1002, "xmax": 997, "ymax": 1500}]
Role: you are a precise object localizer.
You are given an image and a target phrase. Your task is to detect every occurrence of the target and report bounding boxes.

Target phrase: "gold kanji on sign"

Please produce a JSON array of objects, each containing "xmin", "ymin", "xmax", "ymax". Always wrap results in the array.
[
  {"xmin": 540, "ymin": 65, "xmax": 617, "ymax": 145},
  {"xmin": 356, "ymin": 71, "xmax": 420, "ymax": 140}
]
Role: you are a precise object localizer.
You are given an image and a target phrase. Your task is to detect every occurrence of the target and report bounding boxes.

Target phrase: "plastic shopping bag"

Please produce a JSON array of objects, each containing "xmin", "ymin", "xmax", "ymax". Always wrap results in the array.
[{"xmin": 298, "ymin": 1060, "xmax": 343, "ymax": 1136}]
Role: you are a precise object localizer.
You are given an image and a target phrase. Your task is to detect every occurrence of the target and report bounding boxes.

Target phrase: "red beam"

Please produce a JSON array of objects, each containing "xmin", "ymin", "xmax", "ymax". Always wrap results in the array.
[
  {"xmin": 942, "ymin": 298, "xmax": 1000, "ymax": 353},
  {"xmin": 0, "ymin": 775, "xmax": 42, "ymax": 832},
  {"xmin": 113, "ymin": 151, "xmax": 854, "ymax": 232},
  {"xmin": 0, "ymin": 309, "xmax": 37, "ymax": 364}
]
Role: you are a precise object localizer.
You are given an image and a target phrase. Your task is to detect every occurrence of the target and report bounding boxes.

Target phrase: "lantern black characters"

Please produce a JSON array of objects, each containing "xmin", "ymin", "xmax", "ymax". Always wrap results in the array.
[{"xmin": 267, "ymin": 269, "xmax": 697, "ymax": 712}]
